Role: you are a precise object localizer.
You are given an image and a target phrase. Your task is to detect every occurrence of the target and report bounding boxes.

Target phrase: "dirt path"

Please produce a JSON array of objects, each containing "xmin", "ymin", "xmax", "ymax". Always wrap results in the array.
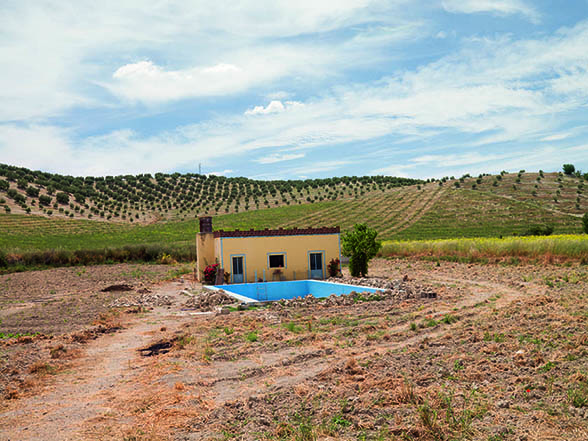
[{"xmin": 0, "ymin": 280, "xmax": 196, "ymax": 441}]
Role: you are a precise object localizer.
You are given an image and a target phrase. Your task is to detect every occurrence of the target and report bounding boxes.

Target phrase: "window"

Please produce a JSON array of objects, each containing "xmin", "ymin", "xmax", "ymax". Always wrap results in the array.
[{"xmin": 268, "ymin": 254, "xmax": 285, "ymax": 268}]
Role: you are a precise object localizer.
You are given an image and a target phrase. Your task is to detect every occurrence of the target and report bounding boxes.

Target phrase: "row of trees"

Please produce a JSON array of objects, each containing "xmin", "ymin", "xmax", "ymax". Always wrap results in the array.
[{"xmin": 0, "ymin": 163, "xmax": 423, "ymax": 218}]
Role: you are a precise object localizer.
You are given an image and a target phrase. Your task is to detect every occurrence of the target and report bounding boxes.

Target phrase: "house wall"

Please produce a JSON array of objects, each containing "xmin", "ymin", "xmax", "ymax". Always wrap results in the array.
[
  {"xmin": 196, "ymin": 232, "xmax": 216, "ymax": 281},
  {"xmin": 215, "ymin": 233, "xmax": 340, "ymax": 283}
]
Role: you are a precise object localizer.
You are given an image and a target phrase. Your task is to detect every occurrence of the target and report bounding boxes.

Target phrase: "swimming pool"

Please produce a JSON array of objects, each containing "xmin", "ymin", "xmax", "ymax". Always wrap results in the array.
[{"xmin": 206, "ymin": 280, "xmax": 382, "ymax": 303}]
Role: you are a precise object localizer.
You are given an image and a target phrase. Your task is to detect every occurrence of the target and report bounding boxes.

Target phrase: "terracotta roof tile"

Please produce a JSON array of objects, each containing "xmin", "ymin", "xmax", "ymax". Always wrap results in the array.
[{"xmin": 213, "ymin": 226, "xmax": 339, "ymax": 238}]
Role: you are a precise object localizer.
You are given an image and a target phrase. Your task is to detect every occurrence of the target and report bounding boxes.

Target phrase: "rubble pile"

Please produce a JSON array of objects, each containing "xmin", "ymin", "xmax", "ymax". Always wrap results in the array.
[
  {"xmin": 183, "ymin": 290, "xmax": 236, "ymax": 311},
  {"xmin": 327, "ymin": 276, "xmax": 413, "ymax": 290},
  {"xmin": 108, "ymin": 292, "xmax": 173, "ymax": 308}
]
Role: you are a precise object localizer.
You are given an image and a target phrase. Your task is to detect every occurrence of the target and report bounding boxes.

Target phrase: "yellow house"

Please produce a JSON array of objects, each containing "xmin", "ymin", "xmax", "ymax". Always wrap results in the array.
[{"xmin": 196, "ymin": 216, "xmax": 340, "ymax": 283}]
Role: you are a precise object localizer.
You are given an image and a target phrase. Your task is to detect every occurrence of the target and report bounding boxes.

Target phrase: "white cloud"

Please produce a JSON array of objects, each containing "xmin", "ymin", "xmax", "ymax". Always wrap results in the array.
[
  {"xmin": 410, "ymin": 152, "xmax": 511, "ymax": 167},
  {"xmin": 254, "ymin": 153, "xmax": 305, "ymax": 164},
  {"xmin": 442, "ymin": 0, "xmax": 539, "ymax": 22},
  {"xmin": 208, "ymin": 169, "xmax": 233, "ymax": 176},
  {"xmin": 245, "ymin": 100, "xmax": 303, "ymax": 116},
  {"xmin": 266, "ymin": 91, "xmax": 293, "ymax": 100},
  {"xmin": 245, "ymin": 101, "xmax": 286, "ymax": 116},
  {"xmin": 280, "ymin": 160, "xmax": 353, "ymax": 177},
  {"xmin": 110, "ymin": 60, "xmax": 252, "ymax": 102},
  {"xmin": 0, "ymin": 0, "xmax": 421, "ymax": 114},
  {"xmin": 541, "ymin": 133, "xmax": 571, "ymax": 142}
]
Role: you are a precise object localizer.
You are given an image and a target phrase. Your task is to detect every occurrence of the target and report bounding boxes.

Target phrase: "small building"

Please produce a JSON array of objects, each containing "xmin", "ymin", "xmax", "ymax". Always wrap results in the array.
[{"xmin": 196, "ymin": 216, "xmax": 340, "ymax": 283}]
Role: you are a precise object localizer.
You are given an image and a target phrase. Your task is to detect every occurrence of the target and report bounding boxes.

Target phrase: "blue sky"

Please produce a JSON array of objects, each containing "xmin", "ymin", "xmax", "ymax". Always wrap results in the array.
[{"xmin": 1, "ymin": 0, "xmax": 587, "ymax": 179}]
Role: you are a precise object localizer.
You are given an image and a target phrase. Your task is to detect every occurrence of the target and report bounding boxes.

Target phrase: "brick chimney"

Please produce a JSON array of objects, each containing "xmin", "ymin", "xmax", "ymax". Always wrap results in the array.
[{"xmin": 199, "ymin": 216, "xmax": 213, "ymax": 233}]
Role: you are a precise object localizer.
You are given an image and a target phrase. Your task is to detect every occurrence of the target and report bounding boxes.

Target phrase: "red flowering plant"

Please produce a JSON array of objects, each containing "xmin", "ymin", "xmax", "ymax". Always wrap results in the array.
[
  {"xmin": 327, "ymin": 258, "xmax": 340, "ymax": 277},
  {"xmin": 204, "ymin": 263, "xmax": 219, "ymax": 284}
]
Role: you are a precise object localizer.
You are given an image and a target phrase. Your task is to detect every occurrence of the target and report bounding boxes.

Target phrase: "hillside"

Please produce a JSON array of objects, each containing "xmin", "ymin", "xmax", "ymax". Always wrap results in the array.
[
  {"xmin": 0, "ymin": 163, "xmax": 420, "ymax": 223},
  {"xmin": 1, "ymin": 167, "xmax": 586, "ymax": 259}
]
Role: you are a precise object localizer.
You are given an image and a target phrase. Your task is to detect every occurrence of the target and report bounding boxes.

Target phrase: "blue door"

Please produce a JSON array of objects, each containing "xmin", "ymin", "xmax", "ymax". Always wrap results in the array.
[
  {"xmin": 309, "ymin": 252, "xmax": 323, "ymax": 279},
  {"xmin": 232, "ymin": 256, "xmax": 244, "ymax": 283}
]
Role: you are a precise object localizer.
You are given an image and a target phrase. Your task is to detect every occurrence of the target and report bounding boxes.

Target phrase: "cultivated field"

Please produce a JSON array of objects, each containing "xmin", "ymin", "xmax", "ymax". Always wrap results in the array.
[{"xmin": 1, "ymin": 258, "xmax": 587, "ymax": 440}]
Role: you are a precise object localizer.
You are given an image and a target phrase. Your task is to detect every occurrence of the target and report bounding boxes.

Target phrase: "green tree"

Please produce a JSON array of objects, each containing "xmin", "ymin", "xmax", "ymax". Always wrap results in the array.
[
  {"xmin": 341, "ymin": 223, "xmax": 381, "ymax": 277},
  {"xmin": 583, "ymin": 212, "xmax": 588, "ymax": 234},
  {"xmin": 563, "ymin": 164, "xmax": 576, "ymax": 175},
  {"xmin": 56, "ymin": 192, "xmax": 69, "ymax": 204}
]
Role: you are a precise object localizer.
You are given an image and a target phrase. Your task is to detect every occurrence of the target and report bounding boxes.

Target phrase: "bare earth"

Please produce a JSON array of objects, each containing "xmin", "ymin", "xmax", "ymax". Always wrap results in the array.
[{"xmin": 1, "ymin": 259, "xmax": 587, "ymax": 440}]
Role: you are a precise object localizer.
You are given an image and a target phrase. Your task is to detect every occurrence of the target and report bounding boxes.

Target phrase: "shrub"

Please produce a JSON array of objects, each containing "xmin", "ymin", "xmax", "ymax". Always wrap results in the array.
[
  {"xmin": 342, "ymin": 223, "xmax": 381, "ymax": 277},
  {"xmin": 583, "ymin": 212, "xmax": 588, "ymax": 234},
  {"xmin": 327, "ymin": 258, "xmax": 340, "ymax": 277},
  {"xmin": 523, "ymin": 225, "xmax": 554, "ymax": 236},
  {"xmin": 204, "ymin": 263, "xmax": 219, "ymax": 284},
  {"xmin": 0, "ymin": 179, "xmax": 9, "ymax": 191}
]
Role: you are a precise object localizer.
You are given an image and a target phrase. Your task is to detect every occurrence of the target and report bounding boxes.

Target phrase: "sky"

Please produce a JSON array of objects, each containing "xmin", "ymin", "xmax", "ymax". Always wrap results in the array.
[{"xmin": 1, "ymin": 0, "xmax": 587, "ymax": 180}]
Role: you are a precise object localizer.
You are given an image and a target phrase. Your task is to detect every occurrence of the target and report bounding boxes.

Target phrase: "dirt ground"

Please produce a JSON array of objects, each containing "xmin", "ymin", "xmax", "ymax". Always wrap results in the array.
[
  {"xmin": 0, "ymin": 264, "xmax": 182, "ymax": 335},
  {"xmin": 0, "ymin": 259, "xmax": 587, "ymax": 440}
]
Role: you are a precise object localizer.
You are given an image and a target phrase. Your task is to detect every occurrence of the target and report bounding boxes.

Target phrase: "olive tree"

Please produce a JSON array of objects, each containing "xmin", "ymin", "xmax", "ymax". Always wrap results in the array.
[
  {"xmin": 341, "ymin": 223, "xmax": 382, "ymax": 277},
  {"xmin": 563, "ymin": 164, "xmax": 576, "ymax": 175}
]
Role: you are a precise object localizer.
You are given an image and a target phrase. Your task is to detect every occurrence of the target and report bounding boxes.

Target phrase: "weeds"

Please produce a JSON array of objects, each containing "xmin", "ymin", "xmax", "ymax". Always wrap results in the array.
[
  {"xmin": 292, "ymin": 411, "xmax": 316, "ymax": 441},
  {"xmin": 441, "ymin": 314, "xmax": 458, "ymax": 324},
  {"xmin": 423, "ymin": 317, "xmax": 438, "ymax": 328},
  {"xmin": 245, "ymin": 331, "xmax": 258, "ymax": 342},
  {"xmin": 283, "ymin": 322, "xmax": 304, "ymax": 333},
  {"xmin": 568, "ymin": 381, "xmax": 588, "ymax": 408}
]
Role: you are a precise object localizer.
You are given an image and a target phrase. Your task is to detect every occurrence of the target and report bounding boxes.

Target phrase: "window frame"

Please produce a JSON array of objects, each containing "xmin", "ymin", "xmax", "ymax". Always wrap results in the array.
[{"xmin": 267, "ymin": 252, "xmax": 286, "ymax": 269}]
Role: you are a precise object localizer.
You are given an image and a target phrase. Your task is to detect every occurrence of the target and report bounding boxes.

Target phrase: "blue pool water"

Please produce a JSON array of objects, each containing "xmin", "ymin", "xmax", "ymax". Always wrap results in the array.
[{"xmin": 207, "ymin": 280, "xmax": 382, "ymax": 303}]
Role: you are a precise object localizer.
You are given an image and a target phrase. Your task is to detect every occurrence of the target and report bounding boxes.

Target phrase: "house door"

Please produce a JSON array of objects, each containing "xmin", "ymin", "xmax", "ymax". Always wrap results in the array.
[
  {"xmin": 309, "ymin": 252, "xmax": 323, "ymax": 279},
  {"xmin": 232, "ymin": 256, "xmax": 244, "ymax": 283}
]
